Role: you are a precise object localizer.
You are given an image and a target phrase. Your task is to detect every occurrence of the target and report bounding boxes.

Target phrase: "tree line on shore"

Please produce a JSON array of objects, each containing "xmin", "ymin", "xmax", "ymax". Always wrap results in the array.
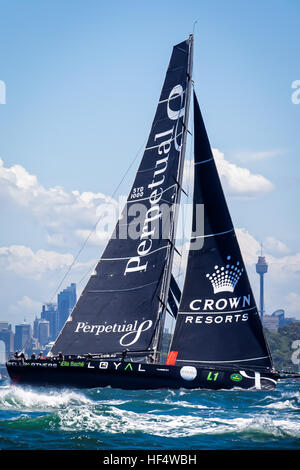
[{"xmin": 265, "ymin": 322, "xmax": 300, "ymax": 372}]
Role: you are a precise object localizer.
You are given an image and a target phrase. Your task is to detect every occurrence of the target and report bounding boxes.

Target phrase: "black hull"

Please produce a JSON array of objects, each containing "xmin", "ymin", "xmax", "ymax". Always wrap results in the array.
[{"xmin": 6, "ymin": 359, "xmax": 279, "ymax": 391}]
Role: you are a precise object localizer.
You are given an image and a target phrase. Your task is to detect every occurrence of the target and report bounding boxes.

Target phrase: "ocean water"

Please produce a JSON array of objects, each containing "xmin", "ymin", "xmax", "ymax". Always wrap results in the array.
[{"xmin": 0, "ymin": 377, "xmax": 299, "ymax": 450}]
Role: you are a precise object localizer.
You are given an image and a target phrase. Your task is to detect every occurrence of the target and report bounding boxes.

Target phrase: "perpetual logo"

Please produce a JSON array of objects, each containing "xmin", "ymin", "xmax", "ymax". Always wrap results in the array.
[{"xmin": 75, "ymin": 319, "xmax": 153, "ymax": 347}]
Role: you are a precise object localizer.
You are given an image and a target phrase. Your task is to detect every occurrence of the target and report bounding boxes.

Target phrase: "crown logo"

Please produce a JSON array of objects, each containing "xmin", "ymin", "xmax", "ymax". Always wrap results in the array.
[{"xmin": 206, "ymin": 255, "xmax": 243, "ymax": 294}]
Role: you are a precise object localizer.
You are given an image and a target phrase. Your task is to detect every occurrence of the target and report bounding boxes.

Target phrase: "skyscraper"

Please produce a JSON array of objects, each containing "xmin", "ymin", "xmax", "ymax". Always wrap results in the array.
[
  {"xmin": 14, "ymin": 323, "xmax": 32, "ymax": 352},
  {"xmin": 57, "ymin": 283, "xmax": 77, "ymax": 333},
  {"xmin": 256, "ymin": 249, "xmax": 268, "ymax": 320},
  {"xmin": 0, "ymin": 322, "xmax": 14, "ymax": 362},
  {"xmin": 41, "ymin": 303, "xmax": 58, "ymax": 340},
  {"xmin": 38, "ymin": 320, "xmax": 50, "ymax": 347}
]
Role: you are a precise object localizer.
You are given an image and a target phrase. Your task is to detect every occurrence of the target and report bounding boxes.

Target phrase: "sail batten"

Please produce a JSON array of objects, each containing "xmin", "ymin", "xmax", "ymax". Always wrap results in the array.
[
  {"xmin": 194, "ymin": 157, "xmax": 213, "ymax": 165},
  {"xmin": 178, "ymin": 306, "xmax": 257, "ymax": 315},
  {"xmin": 100, "ymin": 244, "xmax": 169, "ymax": 261},
  {"xmin": 87, "ymin": 280, "xmax": 160, "ymax": 293},
  {"xmin": 191, "ymin": 228, "xmax": 235, "ymax": 240}
]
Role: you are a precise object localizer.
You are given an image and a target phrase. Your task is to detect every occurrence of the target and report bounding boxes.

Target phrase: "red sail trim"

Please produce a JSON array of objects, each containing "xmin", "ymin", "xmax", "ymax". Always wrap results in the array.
[{"xmin": 166, "ymin": 351, "xmax": 178, "ymax": 365}]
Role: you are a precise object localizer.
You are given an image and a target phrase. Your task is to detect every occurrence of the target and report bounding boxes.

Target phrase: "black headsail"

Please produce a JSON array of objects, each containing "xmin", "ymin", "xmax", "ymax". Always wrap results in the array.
[
  {"xmin": 51, "ymin": 36, "xmax": 193, "ymax": 357},
  {"xmin": 167, "ymin": 92, "xmax": 273, "ymax": 370}
]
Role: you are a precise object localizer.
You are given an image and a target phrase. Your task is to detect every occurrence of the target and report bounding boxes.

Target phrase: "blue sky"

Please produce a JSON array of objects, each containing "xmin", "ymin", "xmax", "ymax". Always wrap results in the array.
[{"xmin": 0, "ymin": 0, "xmax": 299, "ymax": 327}]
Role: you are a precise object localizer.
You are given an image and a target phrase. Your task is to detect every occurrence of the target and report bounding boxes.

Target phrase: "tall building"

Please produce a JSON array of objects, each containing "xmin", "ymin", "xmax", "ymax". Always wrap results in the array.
[
  {"xmin": 41, "ymin": 303, "xmax": 58, "ymax": 340},
  {"xmin": 256, "ymin": 251, "xmax": 268, "ymax": 320},
  {"xmin": 9, "ymin": 282, "xmax": 77, "ymax": 356},
  {"xmin": 57, "ymin": 283, "xmax": 76, "ymax": 332},
  {"xmin": 38, "ymin": 320, "xmax": 50, "ymax": 347},
  {"xmin": 0, "ymin": 322, "xmax": 14, "ymax": 362},
  {"xmin": 14, "ymin": 323, "xmax": 32, "ymax": 352},
  {"xmin": 33, "ymin": 316, "xmax": 40, "ymax": 340}
]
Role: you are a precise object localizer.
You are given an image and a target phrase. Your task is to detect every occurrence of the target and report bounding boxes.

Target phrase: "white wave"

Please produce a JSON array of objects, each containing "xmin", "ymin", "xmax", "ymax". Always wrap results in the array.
[
  {"xmin": 98, "ymin": 399, "xmax": 130, "ymax": 406},
  {"xmin": 2, "ymin": 384, "xmax": 299, "ymax": 442},
  {"xmin": 56, "ymin": 405, "xmax": 208, "ymax": 435},
  {"xmin": 273, "ymin": 419, "xmax": 300, "ymax": 438},
  {"xmin": 257, "ymin": 389, "xmax": 300, "ymax": 410},
  {"xmin": 148, "ymin": 399, "xmax": 209, "ymax": 410},
  {"xmin": 55, "ymin": 404, "xmax": 300, "ymax": 439},
  {"xmin": 262, "ymin": 399, "xmax": 299, "ymax": 410},
  {"xmin": 0, "ymin": 385, "xmax": 93, "ymax": 411}
]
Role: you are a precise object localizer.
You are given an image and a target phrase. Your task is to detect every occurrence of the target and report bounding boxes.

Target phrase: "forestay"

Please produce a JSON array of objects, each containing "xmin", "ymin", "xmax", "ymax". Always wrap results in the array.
[{"xmin": 52, "ymin": 38, "xmax": 192, "ymax": 356}]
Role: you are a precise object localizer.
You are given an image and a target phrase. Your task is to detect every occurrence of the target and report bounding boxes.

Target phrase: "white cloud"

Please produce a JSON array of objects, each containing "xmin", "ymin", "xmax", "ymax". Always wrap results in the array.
[
  {"xmin": 0, "ymin": 243, "xmax": 99, "ymax": 301},
  {"xmin": 267, "ymin": 252, "xmax": 300, "ymax": 283},
  {"xmin": 10, "ymin": 296, "xmax": 42, "ymax": 317},
  {"xmin": 235, "ymin": 228, "xmax": 261, "ymax": 265},
  {"xmin": 236, "ymin": 228, "xmax": 300, "ymax": 281},
  {"xmin": 0, "ymin": 244, "xmax": 98, "ymax": 326},
  {"xmin": 0, "ymin": 157, "xmax": 117, "ymax": 248},
  {"xmin": 235, "ymin": 228, "xmax": 300, "ymax": 318},
  {"xmin": 0, "ymin": 245, "xmax": 74, "ymax": 279},
  {"xmin": 213, "ymin": 148, "xmax": 274, "ymax": 196},
  {"xmin": 172, "ymin": 228, "xmax": 300, "ymax": 320},
  {"xmin": 75, "ymin": 229, "xmax": 110, "ymax": 246},
  {"xmin": 0, "ymin": 159, "xmax": 38, "ymax": 191},
  {"xmin": 263, "ymin": 236, "xmax": 290, "ymax": 256},
  {"xmin": 182, "ymin": 148, "xmax": 274, "ymax": 198},
  {"xmin": 7, "ymin": 295, "xmax": 43, "ymax": 329},
  {"xmin": 0, "ymin": 151, "xmax": 273, "ymax": 255},
  {"xmin": 182, "ymin": 159, "xmax": 194, "ymax": 194},
  {"xmin": 234, "ymin": 149, "xmax": 284, "ymax": 162},
  {"xmin": 1, "ymin": 155, "xmax": 298, "ymax": 322},
  {"xmin": 285, "ymin": 292, "xmax": 300, "ymax": 317}
]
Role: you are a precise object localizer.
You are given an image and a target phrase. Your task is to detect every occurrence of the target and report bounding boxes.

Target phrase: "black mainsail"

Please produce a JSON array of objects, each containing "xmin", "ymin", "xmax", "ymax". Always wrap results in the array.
[
  {"xmin": 51, "ymin": 37, "xmax": 193, "ymax": 357},
  {"xmin": 167, "ymin": 92, "xmax": 273, "ymax": 370}
]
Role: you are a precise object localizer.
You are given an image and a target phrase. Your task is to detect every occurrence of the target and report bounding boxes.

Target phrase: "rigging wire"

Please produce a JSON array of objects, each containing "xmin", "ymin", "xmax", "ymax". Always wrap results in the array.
[
  {"xmin": 48, "ymin": 139, "xmax": 147, "ymax": 303},
  {"xmin": 177, "ymin": 86, "xmax": 194, "ymax": 278},
  {"xmin": 19, "ymin": 142, "xmax": 145, "ymax": 355},
  {"xmin": 192, "ymin": 20, "xmax": 198, "ymax": 35},
  {"xmin": 168, "ymin": 98, "xmax": 194, "ymax": 337}
]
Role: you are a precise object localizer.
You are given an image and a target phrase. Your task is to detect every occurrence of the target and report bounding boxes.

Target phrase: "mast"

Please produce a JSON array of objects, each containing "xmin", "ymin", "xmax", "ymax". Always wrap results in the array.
[{"xmin": 153, "ymin": 35, "xmax": 194, "ymax": 361}]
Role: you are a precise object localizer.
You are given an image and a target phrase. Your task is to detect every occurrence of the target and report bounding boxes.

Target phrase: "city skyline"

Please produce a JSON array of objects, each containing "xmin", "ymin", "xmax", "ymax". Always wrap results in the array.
[
  {"xmin": 1, "ymin": 250, "xmax": 299, "ymax": 363},
  {"xmin": 0, "ymin": 283, "xmax": 76, "ymax": 362},
  {"xmin": 0, "ymin": 1, "xmax": 299, "ymax": 329}
]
